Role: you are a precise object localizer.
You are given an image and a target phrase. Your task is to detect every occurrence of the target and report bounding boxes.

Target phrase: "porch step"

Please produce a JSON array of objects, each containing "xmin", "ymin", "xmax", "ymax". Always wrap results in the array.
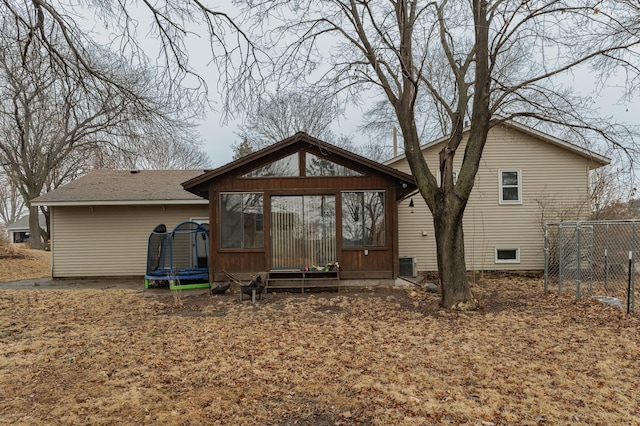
[{"xmin": 265, "ymin": 270, "xmax": 340, "ymax": 293}]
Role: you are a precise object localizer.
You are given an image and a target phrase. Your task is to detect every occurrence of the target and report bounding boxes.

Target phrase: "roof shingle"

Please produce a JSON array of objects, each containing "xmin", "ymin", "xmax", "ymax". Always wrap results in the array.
[{"xmin": 31, "ymin": 170, "xmax": 208, "ymax": 206}]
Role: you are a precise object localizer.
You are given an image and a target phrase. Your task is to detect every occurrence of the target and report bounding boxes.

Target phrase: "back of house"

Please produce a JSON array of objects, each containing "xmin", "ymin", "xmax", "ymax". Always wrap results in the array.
[{"xmin": 387, "ymin": 121, "xmax": 610, "ymax": 275}]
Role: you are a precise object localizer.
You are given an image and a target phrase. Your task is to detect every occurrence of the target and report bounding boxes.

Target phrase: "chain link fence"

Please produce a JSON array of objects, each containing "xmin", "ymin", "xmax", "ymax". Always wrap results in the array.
[{"xmin": 544, "ymin": 220, "xmax": 639, "ymax": 313}]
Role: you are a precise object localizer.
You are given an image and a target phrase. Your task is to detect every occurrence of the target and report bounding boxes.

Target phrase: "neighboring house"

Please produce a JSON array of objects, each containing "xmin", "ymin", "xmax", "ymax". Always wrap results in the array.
[
  {"xmin": 31, "ymin": 170, "xmax": 209, "ymax": 278},
  {"xmin": 386, "ymin": 120, "xmax": 610, "ymax": 275},
  {"xmin": 5, "ymin": 215, "xmax": 46, "ymax": 244}
]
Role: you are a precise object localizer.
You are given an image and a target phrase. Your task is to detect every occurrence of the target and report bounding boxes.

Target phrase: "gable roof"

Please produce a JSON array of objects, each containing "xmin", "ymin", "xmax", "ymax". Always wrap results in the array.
[
  {"xmin": 182, "ymin": 132, "xmax": 417, "ymax": 199},
  {"xmin": 6, "ymin": 214, "xmax": 46, "ymax": 231},
  {"xmin": 31, "ymin": 170, "xmax": 209, "ymax": 207},
  {"xmin": 385, "ymin": 119, "xmax": 611, "ymax": 168}
]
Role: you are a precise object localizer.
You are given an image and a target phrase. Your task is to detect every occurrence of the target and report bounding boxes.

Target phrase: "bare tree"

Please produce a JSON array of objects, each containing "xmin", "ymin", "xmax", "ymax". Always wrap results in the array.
[
  {"xmin": 0, "ymin": 18, "xmax": 207, "ymax": 248},
  {"xmin": 534, "ymin": 193, "xmax": 590, "ymax": 232},
  {"xmin": 588, "ymin": 0, "xmax": 640, "ymax": 101},
  {"xmin": 0, "ymin": 171, "xmax": 25, "ymax": 227},
  {"xmin": 242, "ymin": 0, "xmax": 640, "ymax": 309},
  {"xmin": 0, "ymin": 0, "xmax": 259, "ymax": 115},
  {"xmin": 236, "ymin": 89, "xmax": 344, "ymax": 148},
  {"xmin": 355, "ymin": 138, "xmax": 394, "ymax": 163},
  {"xmin": 232, "ymin": 138, "xmax": 254, "ymax": 160},
  {"xmin": 233, "ymin": 88, "xmax": 392, "ymax": 161},
  {"xmin": 590, "ymin": 162, "xmax": 638, "ymax": 220},
  {"xmin": 97, "ymin": 125, "xmax": 212, "ymax": 170}
]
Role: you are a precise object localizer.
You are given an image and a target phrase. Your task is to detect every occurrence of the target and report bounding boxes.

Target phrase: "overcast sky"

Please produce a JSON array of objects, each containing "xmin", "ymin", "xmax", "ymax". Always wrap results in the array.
[
  {"xmin": 109, "ymin": 3, "xmax": 640, "ymax": 170},
  {"xmin": 197, "ymin": 105, "xmax": 367, "ymax": 168},
  {"xmin": 196, "ymin": 76, "xmax": 639, "ymax": 169}
]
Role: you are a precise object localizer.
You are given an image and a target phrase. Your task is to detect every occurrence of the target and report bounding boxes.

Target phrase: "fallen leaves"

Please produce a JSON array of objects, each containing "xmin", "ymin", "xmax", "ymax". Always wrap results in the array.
[{"xmin": 0, "ymin": 277, "xmax": 639, "ymax": 425}]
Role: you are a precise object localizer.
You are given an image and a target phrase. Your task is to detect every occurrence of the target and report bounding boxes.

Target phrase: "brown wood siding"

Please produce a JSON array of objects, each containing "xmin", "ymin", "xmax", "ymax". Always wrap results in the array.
[
  {"xmin": 213, "ymin": 251, "xmax": 267, "ymax": 275},
  {"xmin": 208, "ymin": 178, "xmax": 399, "ymax": 281},
  {"xmin": 215, "ymin": 175, "xmax": 390, "ymax": 191},
  {"xmin": 339, "ymin": 270, "xmax": 393, "ymax": 280},
  {"xmin": 340, "ymin": 249, "xmax": 391, "ymax": 272}
]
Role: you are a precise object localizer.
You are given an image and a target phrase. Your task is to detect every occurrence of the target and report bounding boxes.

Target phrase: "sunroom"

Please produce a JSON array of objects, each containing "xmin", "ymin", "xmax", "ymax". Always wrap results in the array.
[{"xmin": 182, "ymin": 132, "xmax": 416, "ymax": 289}]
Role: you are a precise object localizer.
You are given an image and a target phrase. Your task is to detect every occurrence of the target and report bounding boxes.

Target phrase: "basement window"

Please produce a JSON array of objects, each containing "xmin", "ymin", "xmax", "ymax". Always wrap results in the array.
[{"xmin": 495, "ymin": 248, "xmax": 520, "ymax": 264}]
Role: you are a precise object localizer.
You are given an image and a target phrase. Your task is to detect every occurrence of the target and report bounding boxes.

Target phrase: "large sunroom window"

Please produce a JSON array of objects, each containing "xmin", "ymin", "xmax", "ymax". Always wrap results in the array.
[
  {"xmin": 220, "ymin": 193, "xmax": 264, "ymax": 249},
  {"xmin": 342, "ymin": 191, "xmax": 385, "ymax": 247}
]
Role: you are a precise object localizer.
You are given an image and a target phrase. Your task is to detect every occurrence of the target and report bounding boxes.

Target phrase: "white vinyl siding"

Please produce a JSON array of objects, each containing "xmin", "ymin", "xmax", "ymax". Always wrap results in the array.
[
  {"xmin": 392, "ymin": 124, "xmax": 596, "ymax": 272},
  {"xmin": 50, "ymin": 205, "xmax": 208, "ymax": 277}
]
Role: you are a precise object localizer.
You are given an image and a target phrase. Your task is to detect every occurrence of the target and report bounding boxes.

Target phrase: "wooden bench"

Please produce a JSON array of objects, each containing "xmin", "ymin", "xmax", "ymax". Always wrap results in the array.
[{"xmin": 265, "ymin": 270, "xmax": 340, "ymax": 293}]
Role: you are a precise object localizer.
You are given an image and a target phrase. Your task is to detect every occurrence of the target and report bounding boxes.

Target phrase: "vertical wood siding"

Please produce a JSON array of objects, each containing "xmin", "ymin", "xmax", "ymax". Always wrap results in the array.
[
  {"xmin": 393, "ymin": 125, "xmax": 596, "ymax": 272},
  {"xmin": 51, "ymin": 205, "xmax": 208, "ymax": 277},
  {"xmin": 209, "ymin": 173, "xmax": 400, "ymax": 279}
]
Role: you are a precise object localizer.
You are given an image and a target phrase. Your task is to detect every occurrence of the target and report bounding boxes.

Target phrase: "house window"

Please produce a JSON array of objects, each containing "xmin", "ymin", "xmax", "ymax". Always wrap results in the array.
[
  {"xmin": 242, "ymin": 153, "xmax": 299, "ymax": 177},
  {"xmin": 499, "ymin": 170, "xmax": 522, "ymax": 204},
  {"xmin": 271, "ymin": 195, "xmax": 336, "ymax": 269},
  {"xmin": 220, "ymin": 193, "xmax": 264, "ymax": 249},
  {"xmin": 305, "ymin": 153, "xmax": 364, "ymax": 177},
  {"xmin": 342, "ymin": 191, "xmax": 385, "ymax": 247},
  {"xmin": 495, "ymin": 248, "xmax": 520, "ymax": 264}
]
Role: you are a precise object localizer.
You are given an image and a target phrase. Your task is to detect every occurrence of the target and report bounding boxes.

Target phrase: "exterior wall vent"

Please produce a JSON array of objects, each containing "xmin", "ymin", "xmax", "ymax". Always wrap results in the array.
[{"xmin": 399, "ymin": 256, "xmax": 416, "ymax": 277}]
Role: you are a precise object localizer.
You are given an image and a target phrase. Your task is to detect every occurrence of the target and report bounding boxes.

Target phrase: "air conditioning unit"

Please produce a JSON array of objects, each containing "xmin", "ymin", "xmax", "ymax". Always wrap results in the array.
[{"xmin": 399, "ymin": 256, "xmax": 416, "ymax": 277}]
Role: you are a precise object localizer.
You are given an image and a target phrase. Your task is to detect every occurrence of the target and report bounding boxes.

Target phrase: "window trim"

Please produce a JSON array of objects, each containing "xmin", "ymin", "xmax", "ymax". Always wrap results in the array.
[
  {"xmin": 498, "ymin": 169, "xmax": 522, "ymax": 205},
  {"xmin": 495, "ymin": 247, "xmax": 520, "ymax": 264},
  {"xmin": 190, "ymin": 217, "xmax": 209, "ymax": 224}
]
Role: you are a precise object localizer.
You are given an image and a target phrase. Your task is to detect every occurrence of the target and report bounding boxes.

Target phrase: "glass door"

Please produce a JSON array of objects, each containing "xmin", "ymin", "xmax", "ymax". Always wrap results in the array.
[{"xmin": 270, "ymin": 195, "xmax": 336, "ymax": 270}]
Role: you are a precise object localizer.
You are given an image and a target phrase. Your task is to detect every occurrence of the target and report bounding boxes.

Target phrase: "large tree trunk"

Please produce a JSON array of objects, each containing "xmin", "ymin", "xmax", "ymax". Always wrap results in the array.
[
  {"xmin": 432, "ymin": 198, "xmax": 477, "ymax": 310},
  {"xmin": 28, "ymin": 204, "xmax": 42, "ymax": 249}
]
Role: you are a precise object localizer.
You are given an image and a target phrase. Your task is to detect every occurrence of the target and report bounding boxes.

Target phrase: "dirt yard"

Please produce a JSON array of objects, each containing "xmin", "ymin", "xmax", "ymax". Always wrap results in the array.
[{"xmin": 1, "ymin": 246, "xmax": 639, "ymax": 425}]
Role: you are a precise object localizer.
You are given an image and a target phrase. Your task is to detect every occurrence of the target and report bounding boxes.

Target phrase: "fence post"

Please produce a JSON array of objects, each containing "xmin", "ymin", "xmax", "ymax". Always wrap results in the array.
[
  {"xmin": 628, "ymin": 251, "xmax": 633, "ymax": 314},
  {"xmin": 632, "ymin": 222, "xmax": 637, "ymax": 313},
  {"xmin": 576, "ymin": 222, "xmax": 582, "ymax": 299},
  {"xmin": 588, "ymin": 223, "xmax": 594, "ymax": 295},
  {"xmin": 604, "ymin": 248, "xmax": 609, "ymax": 290},
  {"xmin": 604, "ymin": 222, "xmax": 610, "ymax": 290},
  {"xmin": 559, "ymin": 224, "xmax": 564, "ymax": 293},
  {"xmin": 544, "ymin": 225, "xmax": 549, "ymax": 294}
]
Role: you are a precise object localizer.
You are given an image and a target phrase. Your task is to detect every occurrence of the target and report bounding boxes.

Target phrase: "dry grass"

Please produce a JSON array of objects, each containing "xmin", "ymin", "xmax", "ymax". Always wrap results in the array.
[
  {"xmin": 0, "ymin": 243, "xmax": 51, "ymax": 283},
  {"xmin": 1, "ymin": 276, "xmax": 639, "ymax": 425}
]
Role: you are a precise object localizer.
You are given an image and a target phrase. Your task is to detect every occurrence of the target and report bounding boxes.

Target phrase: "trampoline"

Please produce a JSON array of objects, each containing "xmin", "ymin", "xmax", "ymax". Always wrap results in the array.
[{"xmin": 144, "ymin": 221, "xmax": 211, "ymax": 290}]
